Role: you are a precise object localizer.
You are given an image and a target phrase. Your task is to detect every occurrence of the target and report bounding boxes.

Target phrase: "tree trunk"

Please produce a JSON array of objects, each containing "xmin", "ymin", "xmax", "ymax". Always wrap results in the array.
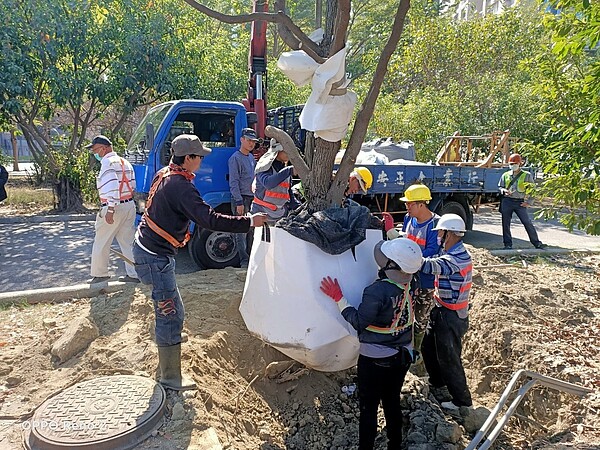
[
  {"xmin": 54, "ymin": 175, "xmax": 85, "ymax": 212},
  {"xmin": 10, "ymin": 129, "xmax": 19, "ymax": 172},
  {"xmin": 305, "ymin": 138, "xmax": 341, "ymax": 212}
]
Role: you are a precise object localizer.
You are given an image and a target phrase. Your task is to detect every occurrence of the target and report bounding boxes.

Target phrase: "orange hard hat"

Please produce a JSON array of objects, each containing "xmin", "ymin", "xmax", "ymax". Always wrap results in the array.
[{"xmin": 508, "ymin": 154, "xmax": 522, "ymax": 164}]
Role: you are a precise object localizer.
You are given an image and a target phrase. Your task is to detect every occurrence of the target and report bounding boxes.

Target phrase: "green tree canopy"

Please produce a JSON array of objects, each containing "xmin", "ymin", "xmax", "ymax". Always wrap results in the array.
[{"xmin": 525, "ymin": 0, "xmax": 600, "ymax": 234}]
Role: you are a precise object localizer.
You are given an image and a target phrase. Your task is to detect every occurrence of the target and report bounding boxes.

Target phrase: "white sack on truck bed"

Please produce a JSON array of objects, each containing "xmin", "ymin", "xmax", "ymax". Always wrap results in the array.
[{"xmin": 240, "ymin": 227, "xmax": 381, "ymax": 372}]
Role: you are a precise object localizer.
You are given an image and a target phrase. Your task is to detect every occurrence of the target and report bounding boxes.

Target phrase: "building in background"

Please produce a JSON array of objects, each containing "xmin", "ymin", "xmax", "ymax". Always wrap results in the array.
[{"xmin": 443, "ymin": 0, "xmax": 519, "ymax": 20}]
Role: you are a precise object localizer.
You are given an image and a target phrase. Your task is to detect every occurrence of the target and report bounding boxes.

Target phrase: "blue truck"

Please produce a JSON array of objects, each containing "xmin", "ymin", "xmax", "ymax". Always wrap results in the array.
[
  {"xmin": 124, "ymin": 99, "xmax": 305, "ymax": 269},
  {"xmin": 125, "ymin": 105, "xmax": 507, "ymax": 270}
]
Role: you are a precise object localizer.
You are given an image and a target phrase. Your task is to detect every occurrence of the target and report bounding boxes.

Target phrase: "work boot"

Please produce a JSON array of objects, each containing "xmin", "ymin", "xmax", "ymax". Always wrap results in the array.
[
  {"xmin": 157, "ymin": 344, "xmax": 197, "ymax": 391},
  {"xmin": 430, "ymin": 385, "xmax": 453, "ymax": 403}
]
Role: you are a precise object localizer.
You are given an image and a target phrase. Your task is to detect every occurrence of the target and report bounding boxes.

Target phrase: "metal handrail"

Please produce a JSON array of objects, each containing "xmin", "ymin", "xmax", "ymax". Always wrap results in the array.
[{"xmin": 466, "ymin": 369, "xmax": 593, "ymax": 450}]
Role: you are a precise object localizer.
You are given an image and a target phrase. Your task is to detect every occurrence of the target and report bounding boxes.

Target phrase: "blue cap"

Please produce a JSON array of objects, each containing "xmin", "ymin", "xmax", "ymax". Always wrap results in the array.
[{"xmin": 241, "ymin": 128, "xmax": 258, "ymax": 141}]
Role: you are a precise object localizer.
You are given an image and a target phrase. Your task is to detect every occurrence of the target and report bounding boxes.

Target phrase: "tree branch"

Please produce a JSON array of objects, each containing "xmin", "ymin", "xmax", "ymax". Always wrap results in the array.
[
  {"xmin": 265, "ymin": 125, "xmax": 309, "ymax": 181},
  {"xmin": 330, "ymin": 0, "xmax": 350, "ymax": 56},
  {"xmin": 327, "ymin": 0, "xmax": 411, "ymax": 204},
  {"xmin": 181, "ymin": 0, "xmax": 322, "ymax": 61}
]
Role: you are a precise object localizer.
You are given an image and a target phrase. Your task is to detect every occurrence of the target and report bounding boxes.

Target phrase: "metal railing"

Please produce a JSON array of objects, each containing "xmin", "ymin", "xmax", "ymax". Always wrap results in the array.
[{"xmin": 466, "ymin": 369, "xmax": 593, "ymax": 450}]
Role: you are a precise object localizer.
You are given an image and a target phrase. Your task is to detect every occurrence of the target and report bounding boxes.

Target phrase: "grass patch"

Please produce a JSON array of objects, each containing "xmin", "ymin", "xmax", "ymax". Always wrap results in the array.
[{"xmin": 4, "ymin": 185, "xmax": 54, "ymax": 209}]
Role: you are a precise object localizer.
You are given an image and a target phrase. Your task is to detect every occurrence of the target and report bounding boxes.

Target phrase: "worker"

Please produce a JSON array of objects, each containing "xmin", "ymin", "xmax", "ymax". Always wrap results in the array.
[
  {"xmin": 133, "ymin": 134, "xmax": 268, "ymax": 391},
  {"xmin": 250, "ymin": 138, "xmax": 300, "ymax": 223},
  {"xmin": 292, "ymin": 166, "xmax": 374, "ymax": 205},
  {"xmin": 399, "ymin": 183, "xmax": 440, "ymax": 354},
  {"xmin": 498, "ymin": 153, "xmax": 546, "ymax": 250},
  {"xmin": 228, "ymin": 128, "xmax": 257, "ymax": 268},
  {"xmin": 320, "ymin": 238, "xmax": 423, "ymax": 450},
  {"xmin": 346, "ymin": 166, "xmax": 373, "ymax": 196},
  {"xmin": 420, "ymin": 213, "xmax": 473, "ymax": 412},
  {"xmin": 87, "ymin": 135, "xmax": 139, "ymax": 284}
]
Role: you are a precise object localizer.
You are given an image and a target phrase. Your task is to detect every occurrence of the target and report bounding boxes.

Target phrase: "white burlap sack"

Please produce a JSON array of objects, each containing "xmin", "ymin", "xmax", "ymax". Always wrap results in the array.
[
  {"xmin": 240, "ymin": 227, "xmax": 381, "ymax": 372},
  {"xmin": 277, "ymin": 50, "xmax": 320, "ymax": 87}
]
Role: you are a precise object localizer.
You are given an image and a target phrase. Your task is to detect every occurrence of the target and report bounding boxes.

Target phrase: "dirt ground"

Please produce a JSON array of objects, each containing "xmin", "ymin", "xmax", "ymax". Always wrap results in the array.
[{"xmin": 1, "ymin": 247, "xmax": 599, "ymax": 449}]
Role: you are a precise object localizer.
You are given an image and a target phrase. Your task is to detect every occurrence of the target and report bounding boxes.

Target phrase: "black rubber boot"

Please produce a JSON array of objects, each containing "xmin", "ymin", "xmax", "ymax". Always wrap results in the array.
[{"xmin": 157, "ymin": 344, "xmax": 197, "ymax": 391}]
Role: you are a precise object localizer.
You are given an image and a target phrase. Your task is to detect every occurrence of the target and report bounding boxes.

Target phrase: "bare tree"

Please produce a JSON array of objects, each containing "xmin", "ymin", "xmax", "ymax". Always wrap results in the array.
[{"xmin": 183, "ymin": 0, "xmax": 411, "ymax": 212}]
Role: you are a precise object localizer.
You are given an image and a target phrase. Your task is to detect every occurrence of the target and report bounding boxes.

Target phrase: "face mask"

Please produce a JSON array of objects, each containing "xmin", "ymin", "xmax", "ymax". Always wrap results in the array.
[
  {"xmin": 437, "ymin": 236, "xmax": 443, "ymax": 246},
  {"xmin": 94, "ymin": 153, "xmax": 102, "ymax": 162},
  {"xmin": 509, "ymin": 164, "xmax": 519, "ymax": 171}
]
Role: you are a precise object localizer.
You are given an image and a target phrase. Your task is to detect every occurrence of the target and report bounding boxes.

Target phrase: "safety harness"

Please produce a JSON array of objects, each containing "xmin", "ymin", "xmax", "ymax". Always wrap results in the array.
[
  {"xmin": 143, "ymin": 164, "xmax": 194, "ymax": 248},
  {"xmin": 433, "ymin": 263, "xmax": 472, "ymax": 311},
  {"xmin": 99, "ymin": 156, "xmax": 134, "ymax": 205},
  {"xmin": 365, "ymin": 279, "xmax": 414, "ymax": 336}
]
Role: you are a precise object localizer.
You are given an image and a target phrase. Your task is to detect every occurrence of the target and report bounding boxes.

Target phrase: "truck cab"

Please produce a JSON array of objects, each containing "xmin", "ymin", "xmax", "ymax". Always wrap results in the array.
[{"xmin": 124, "ymin": 99, "xmax": 257, "ymax": 269}]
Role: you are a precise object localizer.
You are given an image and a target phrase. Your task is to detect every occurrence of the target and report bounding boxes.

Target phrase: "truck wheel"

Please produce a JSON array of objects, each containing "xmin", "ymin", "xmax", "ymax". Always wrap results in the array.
[
  {"xmin": 439, "ymin": 201, "xmax": 468, "ymax": 226},
  {"xmin": 188, "ymin": 228, "xmax": 240, "ymax": 269}
]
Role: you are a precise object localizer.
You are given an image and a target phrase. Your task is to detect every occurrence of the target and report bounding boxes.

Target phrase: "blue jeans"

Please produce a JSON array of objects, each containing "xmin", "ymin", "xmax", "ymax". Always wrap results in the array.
[
  {"xmin": 133, "ymin": 242, "xmax": 184, "ymax": 347},
  {"xmin": 231, "ymin": 196, "xmax": 254, "ymax": 266},
  {"xmin": 500, "ymin": 197, "xmax": 542, "ymax": 247}
]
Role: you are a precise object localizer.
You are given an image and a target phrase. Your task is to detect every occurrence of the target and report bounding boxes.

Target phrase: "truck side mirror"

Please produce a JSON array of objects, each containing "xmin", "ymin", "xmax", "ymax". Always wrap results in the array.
[
  {"xmin": 145, "ymin": 123, "xmax": 155, "ymax": 151},
  {"xmin": 246, "ymin": 112, "xmax": 258, "ymax": 127}
]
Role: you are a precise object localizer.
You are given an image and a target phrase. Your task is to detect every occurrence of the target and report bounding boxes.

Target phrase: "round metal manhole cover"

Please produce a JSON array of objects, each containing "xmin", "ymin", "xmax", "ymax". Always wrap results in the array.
[{"xmin": 23, "ymin": 375, "xmax": 166, "ymax": 450}]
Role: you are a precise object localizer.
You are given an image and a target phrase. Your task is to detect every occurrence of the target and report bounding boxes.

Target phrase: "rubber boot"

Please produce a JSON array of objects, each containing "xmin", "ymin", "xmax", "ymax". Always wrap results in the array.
[{"xmin": 157, "ymin": 344, "xmax": 197, "ymax": 391}]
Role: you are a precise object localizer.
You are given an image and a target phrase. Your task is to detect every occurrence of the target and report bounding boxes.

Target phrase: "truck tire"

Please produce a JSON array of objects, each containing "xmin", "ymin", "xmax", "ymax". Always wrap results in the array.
[
  {"xmin": 439, "ymin": 201, "xmax": 468, "ymax": 227},
  {"xmin": 188, "ymin": 228, "xmax": 240, "ymax": 269}
]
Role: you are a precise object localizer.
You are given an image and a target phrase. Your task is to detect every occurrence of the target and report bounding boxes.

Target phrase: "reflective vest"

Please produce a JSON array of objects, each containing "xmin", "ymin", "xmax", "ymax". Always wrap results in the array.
[
  {"xmin": 501, "ymin": 170, "xmax": 527, "ymax": 195},
  {"xmin": 143, "ymin": 165, "xmax": 194, "ymax": 248},
  {"xmin": 365, "ymin": 279, "xmax": 414, "ymax": 336},
  {"xmin": 253, "ymin": 180, "xmax": 291, "ymax": 212}
]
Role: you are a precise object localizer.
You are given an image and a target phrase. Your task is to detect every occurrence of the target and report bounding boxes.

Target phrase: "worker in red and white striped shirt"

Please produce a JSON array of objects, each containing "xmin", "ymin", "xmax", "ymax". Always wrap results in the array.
[
  {"xmin": 87, "ymin": 135, "xmax": 138, "ymax": 284},
  {"xmin": 420, "ymin": 213, "xmax": 473, "ymax": 412}
]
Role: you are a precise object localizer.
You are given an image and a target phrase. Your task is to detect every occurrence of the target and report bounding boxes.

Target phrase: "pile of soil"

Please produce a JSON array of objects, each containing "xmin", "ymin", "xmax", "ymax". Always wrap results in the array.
[{"xmin": 1, "ymin": 247, "xmax": 599, "ymax": 449}]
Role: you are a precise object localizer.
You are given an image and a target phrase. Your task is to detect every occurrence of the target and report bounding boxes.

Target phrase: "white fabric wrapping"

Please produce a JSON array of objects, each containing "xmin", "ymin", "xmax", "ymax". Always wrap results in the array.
[
  {"xmin": 277, "ymin": 50, "xmax": 320, "ymax": 87},
  {"xmin": 240, "ymin": 227, "xmax": 381, "ymax": 372},
  {"xmin": 289, "ymin": 47, "xmax": 356, "ymax": 143}
]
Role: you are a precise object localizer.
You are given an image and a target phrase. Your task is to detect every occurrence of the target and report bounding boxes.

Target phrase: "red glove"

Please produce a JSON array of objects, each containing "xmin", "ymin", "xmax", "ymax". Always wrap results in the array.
[
  {"xmin": 381, "ymin": 212, "xmax": 394, "ymax": 232},
  {"xmin": 320, "ymin": 276, "xmax": 343, "ymax": 302}
]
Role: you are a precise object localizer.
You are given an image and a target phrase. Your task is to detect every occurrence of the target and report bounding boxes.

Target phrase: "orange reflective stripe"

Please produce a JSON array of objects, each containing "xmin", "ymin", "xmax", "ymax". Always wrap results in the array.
[
  {"xmin": 280, "ymin": 182, "xmax": 290, "ymax": 188},
  {"xmin": 459, "ymin": 282, "xmax": 472, "ymax": 292},
  {"xmin": 460, "ymin": 264, "xmax": 473, "ymax": 276},
  {"xmin": 407, "ymin": 234, "xmax": 426, "ymax": 247},
  {"xmin": 434, "ymin": 295, "xmax": 469, "ymax": 311},
  {"xmin": 144, "ymin": 214, "xmax": 190, "ymax": 248},
  {"xmin": 265, "ymin": 190, "xmax": 290, "ymax": 200},
  {"xmin": 253, "ymin": 197, "xmax": 277, "ymax": 211}
]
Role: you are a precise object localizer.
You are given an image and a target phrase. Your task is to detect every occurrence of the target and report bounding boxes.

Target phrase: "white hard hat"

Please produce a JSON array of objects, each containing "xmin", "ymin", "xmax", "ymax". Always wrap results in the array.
[
  {"xmin": 433, "ymin": 213, "xmax": 466, "ymax": 233},
  {"xmin": 380, "ymin": 238, "xmax": 423, "ymax": 274}
]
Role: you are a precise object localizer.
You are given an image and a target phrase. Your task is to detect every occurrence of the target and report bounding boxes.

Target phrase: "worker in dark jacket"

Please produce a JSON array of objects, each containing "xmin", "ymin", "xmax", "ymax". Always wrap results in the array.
[
  {"xmin": 320, "ymin": 238, "xmax": 423, "ymax": 450},
  {"xmin": 0, "ymin": 164, "xmax": 8, "ymax": 203},
  {"xmin": 133, "ymin": 134, "xmax": 268, "ymax": 391}
]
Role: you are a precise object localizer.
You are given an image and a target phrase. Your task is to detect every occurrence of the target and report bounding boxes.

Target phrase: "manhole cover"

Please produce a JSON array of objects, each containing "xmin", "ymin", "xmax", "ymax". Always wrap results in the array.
[{"xmin": 23, "ymin": 375, "xmax": 166, "ymax": 450}]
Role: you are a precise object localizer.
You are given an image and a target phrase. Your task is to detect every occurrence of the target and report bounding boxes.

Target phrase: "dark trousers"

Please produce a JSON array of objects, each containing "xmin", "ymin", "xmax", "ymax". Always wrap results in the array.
[
  {"xmin": 500, "ymin": 197, "xmax": 541, "ymax": 247},
  {"xmin": 422, "ymin": 307, "xmax": 472, "ymax": 407},
  {"xmin": 358, "ymin": 350, "xmax": 411, "ymax": 450},
  {"xmin": 231, "ymin": 195, "xmax": 254, "ymax": 266}
]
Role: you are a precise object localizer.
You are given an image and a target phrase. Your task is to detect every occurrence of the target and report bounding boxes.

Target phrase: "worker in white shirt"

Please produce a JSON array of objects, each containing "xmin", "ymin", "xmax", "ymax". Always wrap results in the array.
[{"xmin": 87, "ymin": 135, "xmax": 138, "ymax": 284}]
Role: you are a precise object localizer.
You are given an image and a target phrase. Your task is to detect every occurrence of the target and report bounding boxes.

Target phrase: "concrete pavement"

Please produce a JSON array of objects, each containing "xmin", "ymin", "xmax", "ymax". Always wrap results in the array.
[{"xmin": 1, "ymin": 207, "xmax": 599, "ymax": 305}]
